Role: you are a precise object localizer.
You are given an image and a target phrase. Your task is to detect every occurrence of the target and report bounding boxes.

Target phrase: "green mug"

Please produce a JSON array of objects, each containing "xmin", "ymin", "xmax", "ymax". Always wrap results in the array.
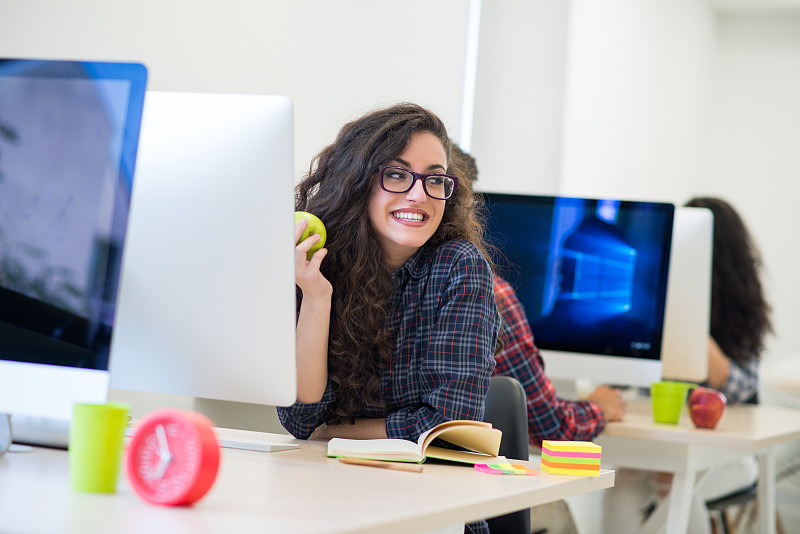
[
  {"xmin": 650, "ymin": 381, "xmax": 695, "ymax": 424},
  {"xmin": 69, "ymin": 402, "xmax": 130, "ymax": 493}
]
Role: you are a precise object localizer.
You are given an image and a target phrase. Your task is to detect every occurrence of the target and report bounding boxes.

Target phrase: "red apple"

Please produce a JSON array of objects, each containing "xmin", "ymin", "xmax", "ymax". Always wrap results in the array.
[{"xmin": 688, "ymin": 386, "xmax": 727, "ymax": 429}]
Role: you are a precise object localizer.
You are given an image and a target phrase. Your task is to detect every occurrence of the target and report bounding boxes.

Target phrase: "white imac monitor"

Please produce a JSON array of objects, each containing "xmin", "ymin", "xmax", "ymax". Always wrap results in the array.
[
  {"xmin": 109, "ymin": 92, "xmax": 297, "ymax": 417},
  {"xmin": 660, "ymin": 207, "xmax": 712, "ymax": 382},
  {"xmin": 0, "ymin": 58, "xmax": 148, "ymax": 448},
  {"xmin": 484, "ymin": 193, "xmax": 675, "ymax": 388}
]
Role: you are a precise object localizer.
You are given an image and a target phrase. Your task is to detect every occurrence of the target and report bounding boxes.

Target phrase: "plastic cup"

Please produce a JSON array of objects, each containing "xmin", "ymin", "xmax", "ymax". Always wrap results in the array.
[
  {"xmin": 650, "ymin": 381, "xmax": 694, "ymax": 424},
  {"xmin": 69, "ymin": 402, "xmax": 130, "ymax": 493}
]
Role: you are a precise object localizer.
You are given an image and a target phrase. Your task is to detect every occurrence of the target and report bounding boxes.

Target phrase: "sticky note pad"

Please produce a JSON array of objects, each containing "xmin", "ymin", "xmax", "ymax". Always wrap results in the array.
[{"xmin": 540, "ymin": 441, "xmax": 601, "ymax": 477}]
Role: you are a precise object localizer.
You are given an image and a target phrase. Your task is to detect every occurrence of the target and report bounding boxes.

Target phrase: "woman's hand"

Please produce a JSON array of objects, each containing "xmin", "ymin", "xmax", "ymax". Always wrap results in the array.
[{"xmin": 295, "ymin": 218, "xmax": 332, "ymax": 300}]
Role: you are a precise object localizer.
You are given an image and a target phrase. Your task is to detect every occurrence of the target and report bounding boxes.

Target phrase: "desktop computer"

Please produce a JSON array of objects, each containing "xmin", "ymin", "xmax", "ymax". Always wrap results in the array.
[
  {"xmin": 109, "ymin": 91, "xmax": 298, "ymax": 447},
  {"xmin": 0, "ymin": 58, "xmax": 147, "ymax": 448}
]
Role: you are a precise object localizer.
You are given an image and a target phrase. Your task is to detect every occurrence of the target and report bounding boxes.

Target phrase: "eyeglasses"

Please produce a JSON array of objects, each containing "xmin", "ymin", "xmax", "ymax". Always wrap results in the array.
[{"xmin": 378, "ymin": 165, "xmax": 459, "ymax": 201}]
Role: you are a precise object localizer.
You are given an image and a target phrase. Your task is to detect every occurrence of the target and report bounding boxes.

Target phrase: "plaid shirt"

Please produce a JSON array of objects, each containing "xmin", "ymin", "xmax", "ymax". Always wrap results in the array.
[
  {"xmin": 715, "ymin": 355, "xmax": 759, "ymax": 404},
  {"xmin": 492, "ymin": 275, "xmax": 606, "ymax": 446},
  {"xmin": 278, "ymin": 239, "xmax": 500, "ymax": 443}
]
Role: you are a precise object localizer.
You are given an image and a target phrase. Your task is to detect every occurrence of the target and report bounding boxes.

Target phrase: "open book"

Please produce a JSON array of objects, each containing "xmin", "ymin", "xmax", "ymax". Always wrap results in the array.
[{"xmin": 326, "ymin": 419, "xmax": 503, "ymax": 464}]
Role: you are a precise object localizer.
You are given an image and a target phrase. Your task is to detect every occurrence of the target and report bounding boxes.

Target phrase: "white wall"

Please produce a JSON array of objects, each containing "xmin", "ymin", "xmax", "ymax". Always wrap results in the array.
[
  {"xmin": 708, "ymin": 10, "xmax": 800, "ymax": 364},
  {"xmin": 0, "ymin": 0, "xmax": 470, "ymax": 184},
  {"xmin": 561, "ymin": 0, "xmax": 716, "ymax": 203},
  {"xmin": 471, "ymin": 0, "xmax": 569, "ymax": 195}
]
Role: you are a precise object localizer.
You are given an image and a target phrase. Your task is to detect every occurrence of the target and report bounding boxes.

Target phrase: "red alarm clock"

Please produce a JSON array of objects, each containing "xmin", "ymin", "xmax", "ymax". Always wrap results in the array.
[{"xmin": 126, "ymin": 408, "xmax": 220, "ymax": 506}]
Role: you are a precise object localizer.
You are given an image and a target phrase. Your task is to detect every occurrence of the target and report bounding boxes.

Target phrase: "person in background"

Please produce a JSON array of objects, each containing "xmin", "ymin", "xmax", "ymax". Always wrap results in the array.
[
  {"xmin": 603, "ymin": 196, "xmax": 773, "ymax": 534},
  {"xmin": 685, "ymin": 196, "xmax": 770, "ymax": 405},
  {"xmin": 452, "ymin": 145, "xmax": 626, "ymax": 534},
  {"xmin": 278, "ymin": 104, "xmax": 501, "ymax": 534}
]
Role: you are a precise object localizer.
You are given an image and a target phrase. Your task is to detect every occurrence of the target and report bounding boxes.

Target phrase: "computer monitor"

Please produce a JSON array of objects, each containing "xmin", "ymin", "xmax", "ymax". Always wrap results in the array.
[
  {"xmin": 483, "ymin": 193, "xmax": 675, "ymax": 387},
  {"xmin": 108, "ymin": 92, "xmax": 297, "ymax": 419},
  {"xmin": 0, "ymin": 58, "xmax": 147, "ymax": 447},
  {"xmin": 660, "ymin": 207, "xmax": 712, "ymax": 382}
]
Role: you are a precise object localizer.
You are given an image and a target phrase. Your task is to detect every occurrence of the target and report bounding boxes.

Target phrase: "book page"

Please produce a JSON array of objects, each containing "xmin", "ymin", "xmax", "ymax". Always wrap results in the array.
[
  {"xmin": 421, "ymin": 421, "xmax": 501, "ymax": 457},
  {"xmin": 326, "ymin": 437, "xmax": 423, "ymax": 462}
]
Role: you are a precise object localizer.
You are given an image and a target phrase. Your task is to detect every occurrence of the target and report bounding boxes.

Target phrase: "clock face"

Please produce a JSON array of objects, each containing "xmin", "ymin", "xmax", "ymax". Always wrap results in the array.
[{"xmin": 126, "ymin": 409, "xmax": 220, "ymax": 506}]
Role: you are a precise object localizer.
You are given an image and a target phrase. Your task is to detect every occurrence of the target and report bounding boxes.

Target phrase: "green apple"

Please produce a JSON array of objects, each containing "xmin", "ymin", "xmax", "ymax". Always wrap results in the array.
[{"xmin": 294, "ymin": 211, "xmax": 327, "ymax": 260}]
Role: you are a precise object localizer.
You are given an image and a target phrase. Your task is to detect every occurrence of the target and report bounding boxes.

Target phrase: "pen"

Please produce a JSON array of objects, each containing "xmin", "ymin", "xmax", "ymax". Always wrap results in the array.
[{"xmin": 339, "ymin": 457, "xmax": 424, "ymax": 473}]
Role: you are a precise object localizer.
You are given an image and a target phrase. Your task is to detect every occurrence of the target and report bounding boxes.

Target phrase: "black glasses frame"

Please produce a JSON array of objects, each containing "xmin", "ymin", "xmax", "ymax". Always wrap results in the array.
[{"xmin": 378, "ymin": 165, "xmax": 459, "ymax": 200}]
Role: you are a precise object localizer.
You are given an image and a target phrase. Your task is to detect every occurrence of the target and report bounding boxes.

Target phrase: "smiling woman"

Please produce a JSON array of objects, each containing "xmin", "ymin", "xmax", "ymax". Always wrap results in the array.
[
  {"xmin": 367, "ymin": 131, "xmax": 450, "ymax": 270},
  {"xmin": 279, "ymin": 103, "xmax": 500, "ymax": 534}
]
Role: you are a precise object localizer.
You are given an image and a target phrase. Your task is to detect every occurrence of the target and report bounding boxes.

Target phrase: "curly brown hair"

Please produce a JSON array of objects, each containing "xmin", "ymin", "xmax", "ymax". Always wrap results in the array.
[
  {"xmin": 295, "ymin": 103, "xmax": 492, "ymax": 423},
  {"xmin": 684, "ymin": 197, "xmax": 773, "ymax": 366}
]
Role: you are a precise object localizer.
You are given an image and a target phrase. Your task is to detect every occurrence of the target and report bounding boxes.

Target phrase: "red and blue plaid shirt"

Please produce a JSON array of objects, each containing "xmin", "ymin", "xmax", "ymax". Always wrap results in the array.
[
  {"xmin": 492, "ymin": 275, "xmax": 605, "ymax": 446},
  {"xmin": 279, "ymin": 239, "xmax": 500, "ymax": 443}
]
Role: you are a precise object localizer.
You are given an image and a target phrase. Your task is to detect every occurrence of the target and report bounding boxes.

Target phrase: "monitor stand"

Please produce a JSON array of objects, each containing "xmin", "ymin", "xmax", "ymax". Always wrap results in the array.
[
  {"xmin": 193, "ymin": 398, "xmax": 298, "ymax": 453},
  {"xmin": 0, "ymin": 414, "xmax": 41, "ymax": 454},
  {"xmin": 8, "ymin": 414, "xmax": 69, "ymax": 449}
]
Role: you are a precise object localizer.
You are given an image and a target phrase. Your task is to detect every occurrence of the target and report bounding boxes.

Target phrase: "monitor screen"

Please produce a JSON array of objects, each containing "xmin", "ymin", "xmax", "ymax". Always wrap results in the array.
[
  {"xmin": 0, "ymin": 58, "xmax": 147, "ymax": 443},
  {"xmin": 484, "ymin": 193, "xmax": 675, "ymax": 386},
  {"xmin": 109, "ymin": 91, "xmax": 297, "ymax": 412}
]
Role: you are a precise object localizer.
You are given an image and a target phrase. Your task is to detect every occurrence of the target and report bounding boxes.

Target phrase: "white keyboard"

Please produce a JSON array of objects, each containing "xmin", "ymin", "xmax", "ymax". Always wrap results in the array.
[
  {"xmin": 125, "ymin": 422, "xmax": 299, "ymax": 453},
  {"xmin": 216, "ymin": 437, "xmax": 298, "ymax": 453}
]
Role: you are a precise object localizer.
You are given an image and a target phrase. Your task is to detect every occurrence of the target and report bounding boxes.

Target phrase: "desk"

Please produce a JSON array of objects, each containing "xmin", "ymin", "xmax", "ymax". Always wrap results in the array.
[
  {"xmin": 762, "ymin": 354, "xmax": 800, "ymax": 397},
  {"xmin": 0, "ymin": 429, "xmax": 613, "ymax": 533},
  {"xmin": 596, "ymin": 399, "xmax": 800, "ymax": 534}
]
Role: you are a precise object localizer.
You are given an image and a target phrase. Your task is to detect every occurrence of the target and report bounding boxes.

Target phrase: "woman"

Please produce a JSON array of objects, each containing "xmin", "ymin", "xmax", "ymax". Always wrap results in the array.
[
  {"xmin": 278, "ymin": 103, "xmax": 500, "ymax": 507},
  {"xmin": 603, "ymin": 196, "xmax": 773, "ymax": 534},
  {"xmin": 685, "ymin": 196, "xmax": 772, "ymax": 404}
]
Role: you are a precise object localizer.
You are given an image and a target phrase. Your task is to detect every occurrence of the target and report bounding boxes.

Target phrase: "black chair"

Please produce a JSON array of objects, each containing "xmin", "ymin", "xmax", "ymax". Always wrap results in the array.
[
  {"xmin": 706, "ymin": 481, "xmax": 787, "ymax": 534},
  {"xmin": 483, "ymin": 376, "xmax": 531, "ymax": 534}
]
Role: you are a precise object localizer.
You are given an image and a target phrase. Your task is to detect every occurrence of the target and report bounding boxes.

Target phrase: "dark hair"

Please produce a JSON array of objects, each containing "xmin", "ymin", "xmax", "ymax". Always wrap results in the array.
[
  {"xmin": 296, "ymin": 103, "xmax": 491, "ymax": 423},
  {"xmin": 684, "ymin": 197, "xmax": 773, "ymax": 365}
]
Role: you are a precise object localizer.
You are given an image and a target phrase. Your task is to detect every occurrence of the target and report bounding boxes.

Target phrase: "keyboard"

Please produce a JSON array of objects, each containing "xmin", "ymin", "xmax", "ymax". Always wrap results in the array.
[
  {"xmin": 125, "ymin": 422, "xmax": 299, "ymax": 453},
  {"xmin": 216, "ymin": 437, "xmax": 299, "ymax": 453}
]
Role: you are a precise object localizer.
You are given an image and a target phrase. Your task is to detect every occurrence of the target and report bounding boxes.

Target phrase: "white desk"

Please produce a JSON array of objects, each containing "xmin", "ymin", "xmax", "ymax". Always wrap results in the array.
[
  {"xmin": 762, "ymin": 354, "xmax": 800, "ymax": 397},
  {"xmin": 595, "ymin": 399, "xmax": 800, "ymax": 534},
  {"xmin": 0, "ymin": 429, "xmax": 614, "ymax": 533}
]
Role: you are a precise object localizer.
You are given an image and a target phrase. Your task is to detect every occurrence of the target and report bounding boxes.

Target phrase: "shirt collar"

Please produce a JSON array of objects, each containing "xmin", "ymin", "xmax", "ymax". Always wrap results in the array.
[{"xmin": 392, "ymin": 246, "xmax": 432, "ymax": 282}]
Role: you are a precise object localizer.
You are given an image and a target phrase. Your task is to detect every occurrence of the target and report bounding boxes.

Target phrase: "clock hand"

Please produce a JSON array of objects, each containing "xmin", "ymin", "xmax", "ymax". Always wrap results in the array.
[
  {"xmin": 156, "ymin": 424, "xmax": 170, "ymax": 455},
  {"xmin": 150, "ymin": 454, "xmax": 171, "ymax": 480},
  {"xmin": 150, "ymin": 424, "xmax": 173, "ymax": 480}
]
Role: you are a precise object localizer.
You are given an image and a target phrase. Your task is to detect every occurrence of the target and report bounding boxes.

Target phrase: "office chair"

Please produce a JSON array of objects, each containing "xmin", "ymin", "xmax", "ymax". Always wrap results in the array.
[
  {"xmin": 483, "ymin": 376, "xmax": 531, "ymax": 534},
  {"xmin": 706, "ymin": 481, "xmax": 787, "ymax": 534}
]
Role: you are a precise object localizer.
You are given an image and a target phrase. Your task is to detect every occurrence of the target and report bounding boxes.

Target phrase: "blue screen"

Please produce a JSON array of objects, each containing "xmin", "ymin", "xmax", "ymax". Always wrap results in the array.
[
  {"xmin": 484, "ymin": 193, "xmax": 674, "ymax": 360},
  {"xmin": 0, "ymin": 58, "xmax": 147, "ymax": 371}
]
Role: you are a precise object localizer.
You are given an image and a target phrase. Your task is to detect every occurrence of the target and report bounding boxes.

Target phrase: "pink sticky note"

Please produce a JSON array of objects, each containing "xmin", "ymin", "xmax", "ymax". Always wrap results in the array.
[{"xmin": 474, "ymin": 463, "xmax": 505, "ymax": 475}]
